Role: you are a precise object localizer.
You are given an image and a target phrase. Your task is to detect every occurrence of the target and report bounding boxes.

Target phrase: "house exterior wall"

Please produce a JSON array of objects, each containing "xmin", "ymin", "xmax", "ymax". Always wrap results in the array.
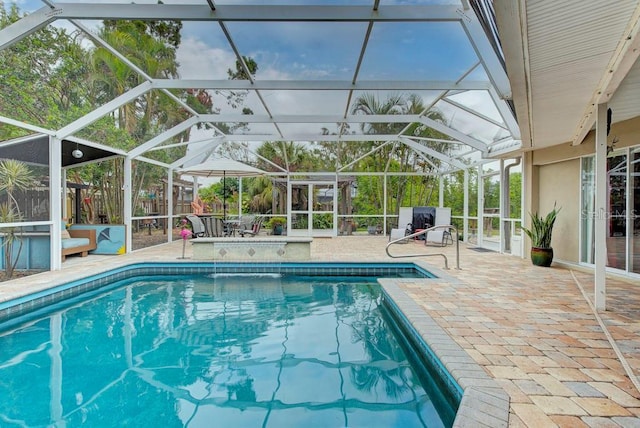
[
  {"xmin": 537, "ymin": 159, "xmax": 580, "ymax": 263},
  {"xmin": 524, "ymin": 115, "xmax": 640, "ymax": 266}
]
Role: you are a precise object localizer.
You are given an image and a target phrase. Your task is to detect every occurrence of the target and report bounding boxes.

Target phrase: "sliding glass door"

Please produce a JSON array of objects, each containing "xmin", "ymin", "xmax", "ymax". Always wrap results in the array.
[
  {"xmin": 581, "ymin": 148, "xmax": 640, "ymax": 274},
  {"xmin": 631, "ymin": 149, "xmax": 640, "ymax": 273},
  {"xmin": 607, "ymin": 153, "xmax": 627, "ymax": 270}
]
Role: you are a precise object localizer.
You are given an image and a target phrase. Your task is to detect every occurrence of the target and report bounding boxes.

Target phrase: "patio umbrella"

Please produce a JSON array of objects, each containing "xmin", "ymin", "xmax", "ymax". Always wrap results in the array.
[{"xmin": 179, "ymin": 159, "xmax": 266, "ymax": 220}]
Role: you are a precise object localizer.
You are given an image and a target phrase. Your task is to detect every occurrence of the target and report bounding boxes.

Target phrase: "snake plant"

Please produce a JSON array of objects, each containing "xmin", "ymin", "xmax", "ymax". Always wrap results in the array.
[{"xmin": 522, "ymin": 204, "xmax": 560, "ymax": 249}]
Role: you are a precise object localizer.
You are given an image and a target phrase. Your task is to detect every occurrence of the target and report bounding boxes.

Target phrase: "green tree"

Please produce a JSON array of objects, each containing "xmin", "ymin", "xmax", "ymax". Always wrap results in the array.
[
  {"xmin": 509, "ymin": 171, "xmax": 522, "ymax": 218},
  {"xmin": 1, "ymin": 4, "xmax": 256, "ymax": 224},
  {"xmin": 246, "ymin": 175, "xmax": 273, "ymax": 213},
  {"xmin": 81, "ymin": 19, "xmax": 212, "ymax": 222},
  {"xmin": 224, "ymin": 55, "xmax": 258, "ymax": 109},
  {"xmin": 213, "ymin": 56, "xmax": 258, "ymax": 135},
  {"xmin": 0, "ymin": 5, "xmax": 92, "ymax": 139},
  {"xmin": 197, "ymin": 184, "xmax": 222, "ymax": 212}
]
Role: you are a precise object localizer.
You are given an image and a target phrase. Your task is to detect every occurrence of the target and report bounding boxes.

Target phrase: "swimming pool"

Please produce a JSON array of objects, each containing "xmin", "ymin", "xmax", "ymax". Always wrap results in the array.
[{"xmin": 0, "ymin": 264, "xmax": 461, "ymax": 427}]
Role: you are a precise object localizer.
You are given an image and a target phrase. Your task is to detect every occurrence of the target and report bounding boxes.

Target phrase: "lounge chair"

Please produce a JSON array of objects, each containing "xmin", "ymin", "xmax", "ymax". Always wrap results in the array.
[
  {"xmin": 425, "ymin": 207, "xmax": 453, "ymax": 246},
  {"xmin": 389, "ymin": 207, "xmax": 414, "ymax": 243},
  {"xmin": 389, "ymin": 226, "xmax": 410, "ymax": 243}
]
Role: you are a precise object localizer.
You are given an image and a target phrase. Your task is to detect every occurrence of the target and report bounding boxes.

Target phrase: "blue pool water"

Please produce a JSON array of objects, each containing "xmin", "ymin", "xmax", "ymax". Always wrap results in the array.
[{"xmin": 0, "ymin": 272, "xmax": 458, "ymax": 427}]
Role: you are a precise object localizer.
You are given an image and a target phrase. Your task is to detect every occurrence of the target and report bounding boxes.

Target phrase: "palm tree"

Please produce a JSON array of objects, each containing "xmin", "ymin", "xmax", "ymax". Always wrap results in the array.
[
  {"xmin": 252, "ymin": 141, "xmax": 316, "ymax": 214},
  {"xmin": 350, "ymin": 92, "xmax": 450, "ymax": 218},
  {"xmin": 246, "ymin": 175, "xmax": 273, "ymax": 213},
  {"xmin": 0, "ymin": 159, "xmax": 35, "ymax": 278},
  {"xmin": 350, "ymin": 93, "xmax": 411, "ymax": 214}
]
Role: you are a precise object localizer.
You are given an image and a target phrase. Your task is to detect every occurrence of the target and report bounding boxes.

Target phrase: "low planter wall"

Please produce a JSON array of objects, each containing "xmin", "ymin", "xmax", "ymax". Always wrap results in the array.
[{"xmin": 0, "ymin": 233, "xmax": 51, "ymax": 270}]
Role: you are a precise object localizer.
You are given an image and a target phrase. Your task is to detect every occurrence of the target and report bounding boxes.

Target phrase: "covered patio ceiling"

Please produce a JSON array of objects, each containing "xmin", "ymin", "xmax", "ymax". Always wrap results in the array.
[
  {"xmin": 0, "ymin": 0, "xmax": 521, "ymax": 176},
  {"xmin": 0, "ymin": 134, "xmax": 125, "ymax": 168},
  {"xmin": 495, "ymin": 0, "xmax": 640, "ymax": 150}
]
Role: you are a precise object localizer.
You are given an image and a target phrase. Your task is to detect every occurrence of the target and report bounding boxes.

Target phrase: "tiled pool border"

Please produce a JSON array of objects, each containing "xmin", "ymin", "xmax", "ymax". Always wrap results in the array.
[{"xmin": 0, "ymin": 261, "xmax": 510, "ymax": 427}]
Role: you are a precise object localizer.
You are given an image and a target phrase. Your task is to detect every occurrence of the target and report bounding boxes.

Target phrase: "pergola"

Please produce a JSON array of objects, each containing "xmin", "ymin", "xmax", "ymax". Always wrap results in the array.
[{"xmin": 0, "ymin": 0, "xmax": 522, "ymax": 271}]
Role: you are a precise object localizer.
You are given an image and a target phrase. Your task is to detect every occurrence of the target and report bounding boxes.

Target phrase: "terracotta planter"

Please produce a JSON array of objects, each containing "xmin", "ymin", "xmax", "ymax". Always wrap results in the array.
[{"xmin": 530, "ymin": 246, "xmax": 553, "ymax": 267}]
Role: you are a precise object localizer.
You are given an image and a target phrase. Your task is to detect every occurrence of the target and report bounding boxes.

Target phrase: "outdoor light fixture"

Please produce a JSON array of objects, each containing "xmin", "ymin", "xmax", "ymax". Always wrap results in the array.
[{"xmin": 72, "ymin": 142, "xmax": 83, "ymax": 159}]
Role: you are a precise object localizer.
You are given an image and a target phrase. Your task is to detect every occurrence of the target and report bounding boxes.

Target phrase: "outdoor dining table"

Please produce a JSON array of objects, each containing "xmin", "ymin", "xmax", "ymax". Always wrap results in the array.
[{"xmin": 222, "ymin": 219, "xmax": 242, "ymax": 236}]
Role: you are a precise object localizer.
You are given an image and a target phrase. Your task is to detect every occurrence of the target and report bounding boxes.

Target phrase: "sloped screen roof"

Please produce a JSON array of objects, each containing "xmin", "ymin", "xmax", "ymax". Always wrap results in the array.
[{"xmin": 0, "ymin": 0, "xmax": 520, "ymax": 175}]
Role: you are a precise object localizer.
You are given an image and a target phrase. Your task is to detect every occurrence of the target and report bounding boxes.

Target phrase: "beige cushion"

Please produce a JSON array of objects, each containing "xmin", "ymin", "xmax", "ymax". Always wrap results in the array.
[{"xmin": 61, "ymin": 229, "xmax": 71, "ymax": 239}]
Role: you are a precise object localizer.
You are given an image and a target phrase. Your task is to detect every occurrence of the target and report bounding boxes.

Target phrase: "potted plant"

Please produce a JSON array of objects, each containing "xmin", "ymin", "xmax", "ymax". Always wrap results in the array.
[
  {"xmin": 269, "ymin": 216, "xmax": 286, "ymax": 235},
  {"xmin": 366, "ymin": 220, "xmax": 381, "ymax": 235},
  {"xmin": 522, "ymin": 204, "xmax": 560, "ymax": 267}
]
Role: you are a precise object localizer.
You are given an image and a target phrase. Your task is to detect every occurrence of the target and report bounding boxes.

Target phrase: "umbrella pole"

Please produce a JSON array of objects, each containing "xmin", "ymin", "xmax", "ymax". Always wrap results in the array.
[{"xmin": 223, "ymin": 170, "xmax": 226, "ymax": 221}]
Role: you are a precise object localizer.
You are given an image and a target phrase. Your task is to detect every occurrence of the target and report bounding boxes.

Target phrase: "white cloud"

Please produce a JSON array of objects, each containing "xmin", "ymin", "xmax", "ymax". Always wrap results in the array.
[
  {"xmin": 175, "ymin": 26, "xmax": 509, "ymax": 145},
  {"xmin": 177, "ymin": 37, "xmax": 235, "ymax": 80}
]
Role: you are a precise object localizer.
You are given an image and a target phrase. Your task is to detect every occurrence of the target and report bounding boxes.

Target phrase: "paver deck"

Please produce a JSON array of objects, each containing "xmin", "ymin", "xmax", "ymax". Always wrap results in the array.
[{"xmin": 2, "ymin": 236, "xmax": 640, "ymax": 427}]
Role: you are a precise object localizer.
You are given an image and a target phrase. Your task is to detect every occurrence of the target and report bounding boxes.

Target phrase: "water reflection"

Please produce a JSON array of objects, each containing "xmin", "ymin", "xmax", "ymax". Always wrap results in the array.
[{"xmin": 0, "ymin": 275, "xmax": 455, "ymax": 427}]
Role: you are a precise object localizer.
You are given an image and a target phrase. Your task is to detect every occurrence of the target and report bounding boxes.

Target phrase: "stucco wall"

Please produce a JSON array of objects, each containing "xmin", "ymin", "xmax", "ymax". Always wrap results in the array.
[
  {"xmin": 528, "ymin": 114, "xmax": 640, "ymax": 264},
  {"xmin": 537, "ymin": 159, "xmax": 580, "ymax": 263}
]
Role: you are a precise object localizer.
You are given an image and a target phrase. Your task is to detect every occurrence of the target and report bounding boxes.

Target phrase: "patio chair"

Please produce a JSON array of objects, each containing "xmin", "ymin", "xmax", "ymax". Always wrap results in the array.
[
  {"xmin": 185, "ymin": 214, "xmax": 207, "ymax": 238},
  {"xmin": 200, "ymin": 216, "xmax": 213, "ymax": 237},
  {"xmin": 234, "ymin": 214, "xmax": 258, "ymax": 236},
  {"xmin": 212, "ymin": 217, "xmax": 226, "ymax": 237},
  {"xmin": 199, "ymin": 216, "xmax": 224, "ymax": 237},
  {"xmin": 239, "ymin": 216, "xmax": 264, "ymax": 237}
]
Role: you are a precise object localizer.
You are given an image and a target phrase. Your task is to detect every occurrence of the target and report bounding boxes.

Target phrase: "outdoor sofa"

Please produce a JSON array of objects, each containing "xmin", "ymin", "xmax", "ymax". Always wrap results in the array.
[{"xmin": 61, "ymin": 229, "xmax": 96, "ymax": 262}]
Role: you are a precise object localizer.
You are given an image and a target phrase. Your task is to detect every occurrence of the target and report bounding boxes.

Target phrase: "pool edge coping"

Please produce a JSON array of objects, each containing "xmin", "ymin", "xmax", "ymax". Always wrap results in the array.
[{"xmin": 378, "ymin": 278, "xmax": 510, "ymax": 428}]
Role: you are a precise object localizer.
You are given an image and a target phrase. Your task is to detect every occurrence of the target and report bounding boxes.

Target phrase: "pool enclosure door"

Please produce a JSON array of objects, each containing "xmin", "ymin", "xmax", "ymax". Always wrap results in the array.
[
  {"xmin": 478, "ymin": 165, "xmax": 501, "ymax": 252},
  {"xmin": 288, "ymin": 181, "xmax": 336, "ymax": 237}
]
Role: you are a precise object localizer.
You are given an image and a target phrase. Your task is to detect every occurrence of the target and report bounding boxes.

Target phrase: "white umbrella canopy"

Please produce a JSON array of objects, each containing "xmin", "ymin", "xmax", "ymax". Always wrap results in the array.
[
  {"xmin": 178, "ymin": 158, "xmax": 266, "ymax": 178},
  {"xmin": 178, "ymin": 159, "xmax": 266, "ymax": 220}
]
